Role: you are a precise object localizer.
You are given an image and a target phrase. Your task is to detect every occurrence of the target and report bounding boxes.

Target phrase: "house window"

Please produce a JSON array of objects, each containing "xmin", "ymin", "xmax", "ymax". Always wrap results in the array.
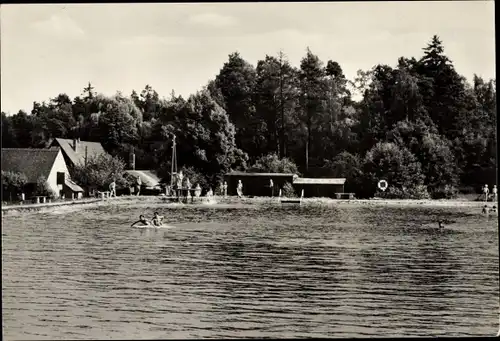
[{"xmin": 57, "ymin": 172, "xmax": 65, "ymax": 185}]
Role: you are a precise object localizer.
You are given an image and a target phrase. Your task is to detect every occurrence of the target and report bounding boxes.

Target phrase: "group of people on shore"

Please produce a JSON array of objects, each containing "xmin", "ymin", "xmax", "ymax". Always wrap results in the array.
[
  {"xmin": 481, "ymin": 184, "xmax": 497, "ymax": 202},
  {"xmin": 107, "ymin": 175, "xmax": 142, "ymax": 198}
]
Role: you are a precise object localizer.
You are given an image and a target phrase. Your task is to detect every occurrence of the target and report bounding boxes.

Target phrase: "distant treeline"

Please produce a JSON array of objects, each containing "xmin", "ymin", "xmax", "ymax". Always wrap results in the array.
[{"xmin": 1, "ymin": 35, "xmax": 496, "ymax": 198}]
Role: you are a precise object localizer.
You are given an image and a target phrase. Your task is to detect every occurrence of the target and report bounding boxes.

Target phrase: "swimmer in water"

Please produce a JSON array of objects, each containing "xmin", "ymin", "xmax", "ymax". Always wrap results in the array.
[
  {"xmin": 437, "ymin": 219, "xmax": 456, "ymax": 229},
  {"xmin": 482, "ymin": 205, "xmax": 489, "ymax": 214},
  {"xmin": 131, "ymin": 215, "xmax": 150, "ymax": 227},
  {"xmin": 491, "ymin": 206, "xmax": 497, "ymax": 213},
  {"xmin": 151, "ymin": 212, "xmax": 164, "ymax": 227}
]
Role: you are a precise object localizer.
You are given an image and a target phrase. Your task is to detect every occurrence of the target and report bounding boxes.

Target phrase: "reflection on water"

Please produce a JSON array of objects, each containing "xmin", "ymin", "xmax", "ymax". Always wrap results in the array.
[{"xmin": 2, "ymin": 204, "xmax": 499, "ymax": 339}]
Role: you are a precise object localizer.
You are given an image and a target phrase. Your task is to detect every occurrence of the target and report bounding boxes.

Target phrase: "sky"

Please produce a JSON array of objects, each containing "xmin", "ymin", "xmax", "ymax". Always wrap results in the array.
[{"xmin": 0, "ymin": 1, "xmax": 495, "ymax": 114}]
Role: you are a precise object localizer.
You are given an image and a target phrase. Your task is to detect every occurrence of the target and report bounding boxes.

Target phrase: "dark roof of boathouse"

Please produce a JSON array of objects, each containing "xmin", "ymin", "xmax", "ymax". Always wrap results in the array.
[
  {"xmin": 293, "ymin": 177, "xmax": 346, "ymax": 185},
  {"xmin": 225, "ymin": 171, "xmax": 297, "ymax": 177},
  {"xmin": 124, "ymin": 170, "xmax": 161, "ymax": 188},
  {"xmin": 1, "ymin": 148, "xmax": 61, "ymax": 183}
]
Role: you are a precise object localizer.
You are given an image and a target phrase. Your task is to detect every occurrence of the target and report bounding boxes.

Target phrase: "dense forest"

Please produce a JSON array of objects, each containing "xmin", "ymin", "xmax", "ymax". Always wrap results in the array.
[{"xmin": 1, "ymin": 36, "xmax": 497, "ymax": 199}]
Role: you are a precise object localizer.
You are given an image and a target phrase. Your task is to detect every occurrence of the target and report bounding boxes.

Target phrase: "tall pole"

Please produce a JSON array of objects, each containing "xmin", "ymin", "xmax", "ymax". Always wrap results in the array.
[{"xmin": 170, "ymin": 134, "xmax": 177, "ymax": 189}]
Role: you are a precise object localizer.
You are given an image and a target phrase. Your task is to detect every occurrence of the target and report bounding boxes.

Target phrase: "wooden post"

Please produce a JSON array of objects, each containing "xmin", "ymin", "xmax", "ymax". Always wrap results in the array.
[{"xmin": 85, "ymin": 146, "xmax": 88, "ymax": 166}]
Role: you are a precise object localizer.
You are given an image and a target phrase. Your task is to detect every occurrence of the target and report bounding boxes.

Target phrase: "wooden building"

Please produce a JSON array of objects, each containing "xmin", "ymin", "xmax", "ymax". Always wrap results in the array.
[
  {"xmin": 1, "ymin": 148, "xmax": 84, "ymax": 200},
  {"xmin": 224, "ymin": 171, "xmax": 296, "ymax": 196},
  {"xmin": 292, "ymin": 177, "xmax": 346, "ymax": 198},
  {"xmin": 124, "ymin": 151, "xmax": 163, "ymax": 195}
]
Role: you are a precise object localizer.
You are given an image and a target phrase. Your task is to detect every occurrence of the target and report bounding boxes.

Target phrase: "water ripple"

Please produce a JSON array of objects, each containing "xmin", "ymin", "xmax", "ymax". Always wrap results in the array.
[{"xmin": 2, "ymin": 204, "xmax": 498, "ymax": 339}]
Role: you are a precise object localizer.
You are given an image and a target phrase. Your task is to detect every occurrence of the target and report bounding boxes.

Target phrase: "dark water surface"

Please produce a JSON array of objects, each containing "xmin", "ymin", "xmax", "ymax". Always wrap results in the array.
[{"xmin": 2, "ymin": 203, "xmax": 499, "ymax": 339}]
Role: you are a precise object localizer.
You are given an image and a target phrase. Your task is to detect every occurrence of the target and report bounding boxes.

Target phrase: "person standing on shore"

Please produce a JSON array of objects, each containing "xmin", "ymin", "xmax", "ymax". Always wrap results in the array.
[
  {"xmin": 483, "ymin": 184, "xmax": 489, "ymax": 202},
  {"xmin": 269, "ymin": 179, "xmax": 274, "ymax": 197},
  {"xmin": 492, "ymin": 185, "xmax": 497, "ymax": 201},
  {"xmin": 237, "ymin": 180, "xmax": 243, "ymax": 198},
  {"xmin": 136, "ymin": 175, "xmax": 142, "ymax": 196},
  {"xmin": 109, "ymin": 179, "xmax": 116, "ymax": 198},
  {"xmin": 223, "ymin": 181, "xmax": 228, "ymax": 197}
]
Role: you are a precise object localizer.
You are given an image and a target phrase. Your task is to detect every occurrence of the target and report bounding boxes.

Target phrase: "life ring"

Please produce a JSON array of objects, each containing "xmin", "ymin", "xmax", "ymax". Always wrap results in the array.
[{"xmin": 378, "ymin": 180, "xmax": 388, "ymax": 191}]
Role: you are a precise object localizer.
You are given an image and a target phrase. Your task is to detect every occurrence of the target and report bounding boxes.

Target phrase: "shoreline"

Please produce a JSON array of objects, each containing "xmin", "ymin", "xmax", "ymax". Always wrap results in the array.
[{"xmin": 1, "ymin": 195, "xmax": 495, "ymax": 215}]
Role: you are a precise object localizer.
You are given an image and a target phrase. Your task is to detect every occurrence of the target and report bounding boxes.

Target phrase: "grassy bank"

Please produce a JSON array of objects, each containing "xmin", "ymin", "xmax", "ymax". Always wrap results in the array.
[{"xmin": 2, "ymin": 194, "xmax": 495, "ymax": 216}]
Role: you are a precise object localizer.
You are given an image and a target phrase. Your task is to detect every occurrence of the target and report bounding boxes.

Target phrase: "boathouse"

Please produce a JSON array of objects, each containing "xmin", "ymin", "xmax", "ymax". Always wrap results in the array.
[
  {"xmin": 224, "ymin": 171, "xmax": 297, "ymax": 196},
  {"xmin": 1, "ymin": 148, "xmax": 84, "ymax": 200},
  {"xmin": 292, "ymin": 177, "xmax": 346, "ymax": 198},
  {"xmin": 124, "ymin": 150, "xmax": 162, "ymax": 195}
]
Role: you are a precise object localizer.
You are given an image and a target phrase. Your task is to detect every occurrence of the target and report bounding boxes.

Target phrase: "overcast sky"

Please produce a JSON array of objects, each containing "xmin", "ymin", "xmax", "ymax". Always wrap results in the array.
[{"xmin": 0, "ymin": 1, "xmax": 495, "ymax": 114}]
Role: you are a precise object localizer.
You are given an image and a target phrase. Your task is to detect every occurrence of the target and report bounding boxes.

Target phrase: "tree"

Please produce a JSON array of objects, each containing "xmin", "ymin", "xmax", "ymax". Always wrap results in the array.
[
  {"xmin": 94, "ymin": 93, "xmax": 143, "ymax": 155},
  {"xmin": 154, "ymin": 89, "xmax": 248, "ymax": 186},
  {"xmin": 386, "ymin": 120, "xmax": 459, "ymax": 196},
  {"xmin": 1, "ymin": 170, "xmax": 28, "ymax": 201},
  {"xmin": 254, "ymin": 51, "xmax": 299, "ymax": 158},
  {"xmin": 10, "ymin": 110, "xmax": 34, "ymax": 147},
  {"xmin": 390, "ymin": 68, "xmax": 429, "ymax": 124},
  {"xmin": 248, "ymin": 153, "xmax": 299, "ymax": 174},
  {"xmin": 214, "ymin": 52, "xmax": 261, "ymax": 156},
  {"xmin": 317, "ymin": 59, "xmax": 354, "ymax": 161},
  {"xmin": 1, "ymin": 113, "xmax": 18, "ymax": 148},
  {"xmin": 362, "ymin": 142, "xmax": 426, "ymax": 198},
  {"xmin": 415, "ymin": 35, "xmax": 470, "ymax": 139},
  {"xmin": 35, "ymin": 175, "xmax": 57, "ymax": 198},
  {"xmin": 136, "ymin": 85, "xmax": 161, "ymax": 121},
  {"xmin": 298, "ymin": 48, "xmax": 327, "ymax": 172},
  {"xmin": 71, "ymin": 153, "xmax": 127, "ymax": 192},
  {"xmin": 322, "ymin": 151, "xmax": 363, "ymax": 193},
  {"xmin": 83, "ymin": 82, "xmax": 95, "ymax": 101}
]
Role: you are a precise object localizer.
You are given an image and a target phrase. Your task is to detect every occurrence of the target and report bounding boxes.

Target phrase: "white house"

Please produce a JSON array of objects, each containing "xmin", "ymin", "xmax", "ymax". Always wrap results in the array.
[{"xmin": 1, "ymin": 147, "xmax": 84, "ymax": 200}]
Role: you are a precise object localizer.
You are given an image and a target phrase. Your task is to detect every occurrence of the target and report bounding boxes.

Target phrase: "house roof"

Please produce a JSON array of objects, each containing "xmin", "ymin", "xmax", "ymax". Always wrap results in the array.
[
  {"xmin": 225, "ymin": 171, "xmax": 297, "ymax": 177},
  {"xmin": 65, "ymin": 178, "xmax": 84, "ymax": 192},
  {"xmin": 124, "ymin": 170, "xmax": 161, "ymax": 188},
  {"xmin": 53, "ymin": 138, "xmax": 106, "ymax": 166},
  {"xmin": 293, "ymin": 177, "xmax": 346, "ymax": 185},
  {"xmin": 1, "ymin": 148, "xmax": 61, "ymax": 183}
]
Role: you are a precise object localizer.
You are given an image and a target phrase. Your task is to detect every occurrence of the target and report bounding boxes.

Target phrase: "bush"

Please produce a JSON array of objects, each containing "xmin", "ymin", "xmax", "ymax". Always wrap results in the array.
[
  {"xmin": 179, "ymin": 166, "xmax": 209, "ymax": 191},
  {"xmin": 430, "ymin": 185, "xmax": 459, "ymax": 199},
  {"xmin": 249, "ymin": 153, "xmax": 300, "ymax": 174},
  {"xmin": 1, "ymin": 170, "xmax": 28, "ymax": 201},
  {"xmin": 117, "ymin": 173, "xmax": 136, "ymax": 190},
  {"xmin": 363, "ymin": 142, "xmax": 425, "ymax": 198},
  {"xmin": 458, "ymin": 186, "xmax": 479, "ymax": 194},
  {"xmin": 72, "ymin": 153, "xmax": 127, "ymax": 191},
  {"xmin": 281, "ymin": 181, "xmax": 297, "ymax": 198},
  {"xmin": 35, "ymin": 176, "xmax": 57, "ymax": 199},
  {"xmin": 376, "ymin": 184, "xmax": 430, "ymax": 199},
  {"xmin": 2, "ymin": 170, "xmax": 27, "ymax": 192}
]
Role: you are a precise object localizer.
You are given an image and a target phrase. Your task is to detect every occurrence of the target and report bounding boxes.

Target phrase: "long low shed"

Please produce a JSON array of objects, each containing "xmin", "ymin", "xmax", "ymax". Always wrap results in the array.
[
  {"xmin": 292, "ymin": 177, "xmax": 346, "ymax": 198},
  {"xmin": 224, "ymin": 172, "xmax": 347, "ymax": 198},
  {"xmin": 224, "ymin": 172, "xmax": 296, "ymax": 196}
]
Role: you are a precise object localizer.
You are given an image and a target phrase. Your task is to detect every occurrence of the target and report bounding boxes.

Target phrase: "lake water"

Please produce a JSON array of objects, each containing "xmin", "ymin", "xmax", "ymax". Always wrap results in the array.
[{"xmin": 2, "ymin": 202, "xmax": 499, "ymax": 339}]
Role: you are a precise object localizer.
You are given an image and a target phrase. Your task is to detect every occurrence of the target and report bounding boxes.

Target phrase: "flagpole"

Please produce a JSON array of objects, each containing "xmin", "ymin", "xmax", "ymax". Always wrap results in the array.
[{"xmin": 170, "ymin": 134, "xmax": 177, "ymax": 191}]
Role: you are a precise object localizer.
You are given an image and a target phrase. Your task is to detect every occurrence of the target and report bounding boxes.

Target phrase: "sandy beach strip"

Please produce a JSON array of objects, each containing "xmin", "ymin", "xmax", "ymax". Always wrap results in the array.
[{"xmin": 2, "ymin": 195, "xmax": 495, "ymax": 215}]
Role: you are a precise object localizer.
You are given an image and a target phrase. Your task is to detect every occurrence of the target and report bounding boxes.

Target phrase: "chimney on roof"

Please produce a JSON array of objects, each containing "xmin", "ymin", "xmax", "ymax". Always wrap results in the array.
[
  {"xmin": 129, "ymin": 148, "xmax": 135, "ymax": 170},
  {"xmin": 73, "ymin": 138, "xmax": 78, "ymax": 152}
]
